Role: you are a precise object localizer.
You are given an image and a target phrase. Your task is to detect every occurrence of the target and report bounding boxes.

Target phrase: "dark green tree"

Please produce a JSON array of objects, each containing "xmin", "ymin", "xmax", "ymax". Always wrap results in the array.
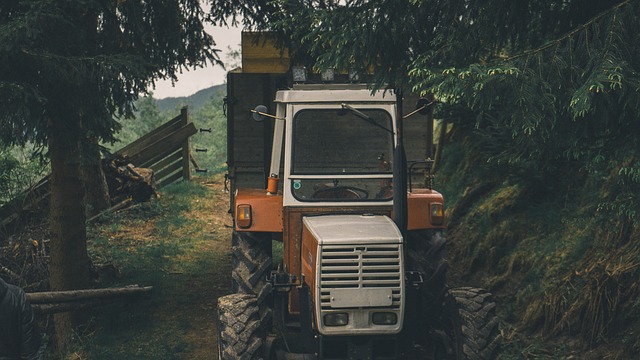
[
  {"xmin": 0, "ymin": 0, "xmax": 218, "ymax": 351},
  {"xmin": 409, "ymin": 0, "xmax": 640, "ymax": 350},
  {"xmin": 135, "ymin": 94, "xmax": 166, "ymax": 135}
]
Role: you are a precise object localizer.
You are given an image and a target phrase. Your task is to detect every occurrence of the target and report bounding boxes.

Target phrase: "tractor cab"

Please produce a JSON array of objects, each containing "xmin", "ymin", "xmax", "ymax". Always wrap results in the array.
[{"xmin": 273, "ymin": 85, "xmax": 396, "ymax": 206}]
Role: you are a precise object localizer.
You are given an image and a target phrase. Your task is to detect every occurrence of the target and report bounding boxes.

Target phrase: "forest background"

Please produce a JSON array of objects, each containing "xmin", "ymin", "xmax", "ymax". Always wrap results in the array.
[{"xmin": 1, "ymin": 0, "xmax": 640, "ymax": 358}]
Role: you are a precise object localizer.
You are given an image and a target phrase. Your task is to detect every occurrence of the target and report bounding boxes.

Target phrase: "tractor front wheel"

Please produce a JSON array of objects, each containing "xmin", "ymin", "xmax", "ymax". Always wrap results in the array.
[
  {"xmin": 217, "ymin": 293, "xmax": 265, "ymax": 360},
  {"xmin": 231, "ymin": 230, "xmax": 273, "ymax": 325}
]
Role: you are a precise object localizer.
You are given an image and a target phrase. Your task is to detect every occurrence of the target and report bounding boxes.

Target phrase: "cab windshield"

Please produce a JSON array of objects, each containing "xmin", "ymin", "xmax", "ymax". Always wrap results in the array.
[{"xmin": 291, "ymin": 108, "xmax": 394, "ymax": 202}]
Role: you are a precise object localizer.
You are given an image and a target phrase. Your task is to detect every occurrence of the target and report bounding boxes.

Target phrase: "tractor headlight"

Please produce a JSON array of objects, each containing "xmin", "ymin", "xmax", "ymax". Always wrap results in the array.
[
  {"xmin": 292, "ymin": 66, "xmax": 307, "ymax": 82},
  {"xmin": 324, "ymin": 313, "xmax": 349, "ymax": 326},
  {"xmin": 372, "ymin": 312, "xmax": 397, "ymax": 325}
]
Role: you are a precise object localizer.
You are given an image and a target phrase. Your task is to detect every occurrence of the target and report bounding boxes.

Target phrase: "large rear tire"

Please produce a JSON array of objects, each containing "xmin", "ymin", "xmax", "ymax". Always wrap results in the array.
[
  {"xmin": 442, "ymin": 287, "xmax": 500, "ymax": 359},
  {"xmin": 217, "ymin": 293, "xmax": 265, "ymax": 360},
  {"xmin": 231, "ymin": 231, "xmax": 273, "ymax": 325}
]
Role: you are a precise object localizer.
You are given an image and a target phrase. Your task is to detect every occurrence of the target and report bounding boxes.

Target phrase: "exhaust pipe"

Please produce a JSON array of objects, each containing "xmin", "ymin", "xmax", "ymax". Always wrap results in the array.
[{"xmin": 393, "ymin": 90, "xmax": 408, "ymax": 235}]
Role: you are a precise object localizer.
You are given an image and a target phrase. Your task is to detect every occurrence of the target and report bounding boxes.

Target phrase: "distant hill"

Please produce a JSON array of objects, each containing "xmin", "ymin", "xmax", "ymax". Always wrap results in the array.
[{"xmin": 156, "ymin": 84, "xmax": 226, "ymax": 112}]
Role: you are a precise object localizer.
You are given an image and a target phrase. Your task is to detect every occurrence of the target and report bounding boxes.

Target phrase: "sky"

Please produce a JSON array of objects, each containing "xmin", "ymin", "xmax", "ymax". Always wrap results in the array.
[{"xmin": 152, "ymin": 24, "xmax": 241, "ymax": 99}]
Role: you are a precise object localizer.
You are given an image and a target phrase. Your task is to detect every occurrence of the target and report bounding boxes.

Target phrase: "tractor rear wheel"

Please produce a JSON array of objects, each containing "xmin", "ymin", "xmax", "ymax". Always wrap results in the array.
[
  {"xmin": 231, "ymin": 230, "xmax": 273, "ymax": 324},
  {"xmin": 217, "ymin": 293, "xmax": 265, "ymax": 360}
]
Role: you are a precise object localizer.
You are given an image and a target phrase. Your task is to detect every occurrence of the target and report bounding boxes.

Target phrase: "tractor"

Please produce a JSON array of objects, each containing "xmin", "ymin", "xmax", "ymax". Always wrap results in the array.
[{"xmin": 217, "ymin": 74, "xmax": 500, "ymax": 359}]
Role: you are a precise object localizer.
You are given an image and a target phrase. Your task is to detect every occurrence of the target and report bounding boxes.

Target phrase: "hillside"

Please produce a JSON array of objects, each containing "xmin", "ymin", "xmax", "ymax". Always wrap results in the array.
[
  {"xmin": 155, "ymin": 84, "xmax": 226, "ymax": 113},
  {"xmin": 436, "ymin": 123, "xmax": 640, "ymax": 359}
]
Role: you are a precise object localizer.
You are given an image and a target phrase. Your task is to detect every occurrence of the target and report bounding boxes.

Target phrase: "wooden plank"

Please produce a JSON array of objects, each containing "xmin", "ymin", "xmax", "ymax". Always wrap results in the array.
[
  {"xmin": 242, "ymin": 32, "xmax": 290, "ymax": 58},
  {"xmin": 243, "ymin": 59, "xmax": 291, "ymax": 74},
  {"xmin": 157, "ymin": 170, "xmax": 183, "ymax": 188},
  {"xmin": 116, "ymin": 112, "xmax": 184, "ymax": 156},
  {"xmin": 155, "ymin": 160, "xmax": 182, "ymax": 182},
  {"xmin": 231, "ymin": 74, "xmax": 268, "ymax": 166},
  {"xmin": 127, "ymin": 122, "xmax": 197, "ymax": 166},
  {"xmin": 180, "ymin": 107, "xmax": 191, "ymax": 181},
  {"xmin": 148, "ymin": 150, "xmax": 182, "ymax": 173},
  {"xmin": 139, "ymin": 146, "xmax": 181, "ymax": 169}
]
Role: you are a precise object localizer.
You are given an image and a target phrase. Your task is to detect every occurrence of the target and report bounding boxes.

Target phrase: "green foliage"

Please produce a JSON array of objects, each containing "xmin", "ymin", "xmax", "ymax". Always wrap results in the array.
[
  {"xmin": 0, "ymin": 145, "xmax": 48, "ymax": 204},
  {"xmin": 0, "ymin": 150, "xmax": 19, "ymax": 199},
  {"xmin": 411, "ymin": 0, "xmax": 640, "ymax": 222},
  {"xmin": 109, "ymin": 95, "xmax": 172, "ymax": 152},
  {"xmin": 188, "ymin": 88, "xmax": 227, "ymax": 172}
]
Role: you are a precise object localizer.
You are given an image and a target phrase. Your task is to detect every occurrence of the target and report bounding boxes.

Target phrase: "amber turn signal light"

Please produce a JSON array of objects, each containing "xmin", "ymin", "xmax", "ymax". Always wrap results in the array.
[
  {"xmin": 430, "ymin": 203, "xmax": 444, "ymax": 226},
  {"xmin": 236, "ymin": 204, "xmax": 252, "ymax": 228}
]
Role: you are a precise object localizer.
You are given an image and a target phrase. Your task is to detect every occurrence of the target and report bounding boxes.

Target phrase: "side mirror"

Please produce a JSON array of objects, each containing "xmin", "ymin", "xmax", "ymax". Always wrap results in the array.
[
  {"xmin": 402, "ymin": 98, "xmax": 435, "ymax": 120},
  {"xmin": 252, "ymin": 105, "xmax": 269, "ymax": 122},
  {"xmin": 415, "ymin": 98, "xmax": 433, "ymax": 115},
  {"xmin": 251, "ymin": 105, "xmax": 285, "ymax": 121}
]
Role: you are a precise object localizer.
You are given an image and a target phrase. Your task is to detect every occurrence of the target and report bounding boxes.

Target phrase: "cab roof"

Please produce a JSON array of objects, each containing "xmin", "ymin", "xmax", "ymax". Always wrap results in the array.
[{"xmin": 275, "ymin": 84, "xmax": 396, "ymax": 104}]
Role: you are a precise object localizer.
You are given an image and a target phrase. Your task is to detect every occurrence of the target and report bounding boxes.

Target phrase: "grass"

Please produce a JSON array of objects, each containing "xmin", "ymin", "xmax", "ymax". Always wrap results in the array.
[
  {"xmin": 59, "ymin": 175, "xmax": 232, "ymax": 360},
  {"xmin": 436, "ymin": 135, "xmax": 640, "ymax": 358}
]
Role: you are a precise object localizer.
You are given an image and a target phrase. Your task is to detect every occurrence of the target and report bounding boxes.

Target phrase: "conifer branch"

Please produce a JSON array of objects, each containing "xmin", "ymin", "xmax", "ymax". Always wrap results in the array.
[{"xmin": 505, "ymin": 0, "xmax": 634, "ymax": 62}]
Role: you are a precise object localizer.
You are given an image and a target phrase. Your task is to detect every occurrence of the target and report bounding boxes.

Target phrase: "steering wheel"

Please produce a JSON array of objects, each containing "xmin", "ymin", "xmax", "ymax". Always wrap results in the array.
[{"xmin": 311, "ymin": 186, "xmax": 369, "ymax": 199}]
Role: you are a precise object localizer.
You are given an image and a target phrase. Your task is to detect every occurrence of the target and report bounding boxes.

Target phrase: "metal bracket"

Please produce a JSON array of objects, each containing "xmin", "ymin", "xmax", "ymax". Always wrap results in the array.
[
  {"xmin": 405, "ymin": 271, "xmax": 425, "ymax": 289},
  {"xmin": 268, "ymin": 270, "xmax": 300, "ymax": 293}
]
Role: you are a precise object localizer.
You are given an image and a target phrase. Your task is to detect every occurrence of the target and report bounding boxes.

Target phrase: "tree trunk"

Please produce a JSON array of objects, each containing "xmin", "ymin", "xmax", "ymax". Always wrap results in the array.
[
  {"xmin": 82, "ymin": 137, "xmax": 111, "ymax": 217},
  {"xmin": 433, "ymin": 118, "xmax": 447, "ymax": 173},
  {"xmin": 48, "ymin": 114, "xmax": 92, "ymax": 353}
]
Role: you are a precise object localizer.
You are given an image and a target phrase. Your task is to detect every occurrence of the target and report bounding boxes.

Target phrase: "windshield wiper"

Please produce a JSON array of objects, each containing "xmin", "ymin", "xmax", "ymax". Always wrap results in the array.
[{"xmin": 340, "ymin": 103, "xmax": 393, "ymax": 134}]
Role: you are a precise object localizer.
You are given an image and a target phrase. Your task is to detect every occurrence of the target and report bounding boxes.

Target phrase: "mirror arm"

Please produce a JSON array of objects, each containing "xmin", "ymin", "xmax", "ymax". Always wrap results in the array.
[{"xmin": 251, "ymin": 109, "xmax": 285, "ymax": 121}]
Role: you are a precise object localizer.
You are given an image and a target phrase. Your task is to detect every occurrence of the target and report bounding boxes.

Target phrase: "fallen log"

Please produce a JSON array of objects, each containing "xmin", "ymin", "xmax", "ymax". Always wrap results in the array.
[
  {"xmin": 31, "ymin": 299, "xmax": 118, "ymax": 315},
  {"xmin": 26, "ymin": 285, "xmax": 152, "ymax": 304}
]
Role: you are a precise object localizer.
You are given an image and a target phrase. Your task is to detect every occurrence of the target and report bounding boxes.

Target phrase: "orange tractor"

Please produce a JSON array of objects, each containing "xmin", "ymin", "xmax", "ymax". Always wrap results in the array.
[{"xmin": 217, "ymin": 75, "xmax": 500, "ymax": 359}]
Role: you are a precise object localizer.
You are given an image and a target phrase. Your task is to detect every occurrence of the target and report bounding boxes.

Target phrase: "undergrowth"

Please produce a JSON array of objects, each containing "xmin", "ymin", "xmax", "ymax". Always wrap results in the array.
[
  {"xmin": 62, "ymin": 176, "xmax": 231, "ymax": 360},
  {"xmin": 437, "ymin": 132, "xmax": 640, "ymax": 358}
]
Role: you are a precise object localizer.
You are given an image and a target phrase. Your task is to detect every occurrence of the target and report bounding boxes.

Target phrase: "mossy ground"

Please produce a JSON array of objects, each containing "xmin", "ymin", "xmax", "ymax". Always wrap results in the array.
[{"xmin": 52, "ymin": 174, "xmax": 232, "ymax": 359}]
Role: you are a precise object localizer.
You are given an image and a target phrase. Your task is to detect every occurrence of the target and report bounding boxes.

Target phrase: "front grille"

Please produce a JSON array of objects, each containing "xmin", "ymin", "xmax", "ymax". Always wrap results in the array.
[{"xmin": 319, "ymin": 244, "xmax": 402, "ymax": 310}]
